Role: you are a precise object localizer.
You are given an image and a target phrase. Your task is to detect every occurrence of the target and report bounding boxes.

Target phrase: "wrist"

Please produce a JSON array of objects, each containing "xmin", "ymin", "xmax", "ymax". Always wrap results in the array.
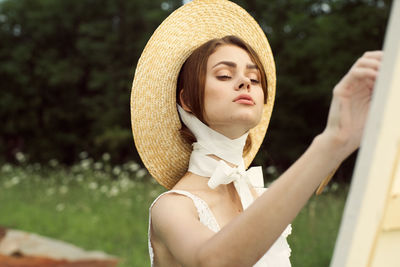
[{"xmin": 312, "ymin": 133, "xmax": 350, "ymax": 166}]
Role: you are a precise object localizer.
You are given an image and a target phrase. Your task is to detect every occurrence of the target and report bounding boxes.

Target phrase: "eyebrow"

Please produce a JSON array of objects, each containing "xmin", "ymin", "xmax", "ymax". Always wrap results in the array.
[{"xmin": 212, "ymin": 61, "xmax": 259, "ymax": 70}]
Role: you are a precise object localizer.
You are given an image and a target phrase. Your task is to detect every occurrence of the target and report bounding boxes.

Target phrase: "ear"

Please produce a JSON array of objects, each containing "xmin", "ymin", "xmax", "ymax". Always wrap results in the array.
[{"xmin": 179, "ymin": 90, "xmax": 192, "ymax": 112}]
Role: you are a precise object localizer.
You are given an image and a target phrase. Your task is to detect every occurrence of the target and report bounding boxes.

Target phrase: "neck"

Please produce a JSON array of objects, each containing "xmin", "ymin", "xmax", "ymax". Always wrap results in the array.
[
  {"xmin": 177, "ymin": 105, "xmax": 248, "ymax": 166},
  {"xmin": 206, "ymin": 123, "xmax": 249, "ymax": 140},
  {"xmin": 207, "ymin": 154, "xmax": 238, "ymax": 168}
]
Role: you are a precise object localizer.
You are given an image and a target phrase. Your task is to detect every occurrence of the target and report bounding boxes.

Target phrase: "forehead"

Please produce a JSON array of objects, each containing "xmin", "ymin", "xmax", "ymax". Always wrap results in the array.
[{"xmin": 207, "ymin": 45, "xmax": 254, "ymax": 68}]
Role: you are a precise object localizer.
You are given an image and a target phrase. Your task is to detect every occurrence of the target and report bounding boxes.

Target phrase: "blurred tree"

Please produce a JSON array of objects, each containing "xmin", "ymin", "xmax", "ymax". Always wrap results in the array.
[
  {"xmin": 0, "ymin": 0, "xmax": 181, "ymax": 163},
  {"xmin": 0, "ymin": 0, "xmax": 393, "ymax": 183}
]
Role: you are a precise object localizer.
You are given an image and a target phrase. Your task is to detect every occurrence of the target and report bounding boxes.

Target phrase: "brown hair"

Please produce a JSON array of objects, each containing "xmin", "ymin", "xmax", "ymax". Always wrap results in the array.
[{"xmin": 176, "ymin": 35, "xmax": 268, "ymax": 154}]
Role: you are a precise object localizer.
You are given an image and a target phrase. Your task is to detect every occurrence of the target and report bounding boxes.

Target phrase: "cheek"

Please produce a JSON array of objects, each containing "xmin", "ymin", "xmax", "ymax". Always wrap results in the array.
[
  {"xmin": 203, "ymin": 80, "xmax": 229, "ymax": 120},
  {"xmin": 205, "ymin": 90, "xmax": 226, "ymax": 105},
  {"xmin": 204, "ymin": 80, "xmax": 227, "ymax": 105},
  {"xmin": 253, "ymin": 86, "xmax": 264, "ymax": 105},
  {"xmin": 203, "ymin": 89, "xmax": 221, "ymax": 120},
  {"xmin": 255, "ymin": 88, "xmax": 265, "ymax": 116}
]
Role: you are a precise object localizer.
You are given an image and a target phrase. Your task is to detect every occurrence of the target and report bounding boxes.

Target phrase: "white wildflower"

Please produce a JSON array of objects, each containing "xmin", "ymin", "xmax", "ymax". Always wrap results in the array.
[
  {"xmin": 94, "ymin": 162, "xmax": 103, "ymax": 170},
  {"xmin": 49, "ymin": 159, "xmax": 59, "ymax": 167},
  {"xmin": 10, "ymin": 176, "xmax": 20, "ymax": 186},
  {"xmin": 119, "ymin": 177, "xmax": 131, "ymax": 189},
  {"xmin": 46, "ymin": 188, "xmax": 56, "ymax": 196},
  {"xmin": 128, "ymin": 162, "xmax": 140, "ymax": 172},
  {"xmin": 102, "ymin": 153, "xmax": 111, "ymax": 161},
  {"xmin": 79, "ymin": 151, "xmax": 88, "ymax": 159},
  {"xmin": 76, "ymin": 174, "xmax": 84, "ymax": 182},
  {"xmin": 330, "ymin": 182, "xmax": 339, "ymax": 192},
  {"xmin": 266, "ymin": 166, "xmax": 277, "ymax": 175},
  {"xmin": 112, "ymin": 166, "xmax": 121, "ymax": 176},
  {"xmin": 161, "ymin": 2, "xmax": 170, "ymax": 11},
  {"xmin": 59, "ymin": 185, "xmax": 68, "ymax": 194},
  {"xmin": 100, "ymin": 185, "xmax": 108, "ymax": 193},
  {"xmin": 15, "ymin": 152, "xmax": 26, "ymax": 163},
  {"xmin": 136, "ymin": 169, "xmax": 147, "ymax": 178},
  {"xmin": 80, "ymin": 159, "xmax": 91, "ymax": 170},
  {"xmin": 88, "ymin": 182, "xmax": 98, "ymax": 190},
  {"xmin": 1, "ymin": 164, "xmax": 12, "ymax": 173},
  {"xmin": 108, "ymin": 186, "xmax": 119, "ymax": 197},
  {"xmin": 56, "ymin": 203, "xmax": 65, "ymax": 212}
]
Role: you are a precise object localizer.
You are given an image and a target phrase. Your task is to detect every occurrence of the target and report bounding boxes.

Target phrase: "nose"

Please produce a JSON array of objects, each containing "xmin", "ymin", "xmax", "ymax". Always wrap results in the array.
[{"xmin": 235, "ymin": 76, "xmax": 251, "ymax": 91}]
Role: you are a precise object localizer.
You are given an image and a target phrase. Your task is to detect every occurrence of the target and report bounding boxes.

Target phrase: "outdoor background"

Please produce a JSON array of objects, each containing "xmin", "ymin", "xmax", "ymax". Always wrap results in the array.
[{"xmin": 0, "ymin": 0, "xmax": 393, "ymax": 266}]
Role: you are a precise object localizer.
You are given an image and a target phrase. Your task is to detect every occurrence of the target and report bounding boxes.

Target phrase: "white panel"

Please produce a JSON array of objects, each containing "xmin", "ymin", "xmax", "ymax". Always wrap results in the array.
[
  {"xmin": 371, "ymin": 231, "xmax": 400, "ymax": 267},
  {"xmin": 393, "ymin": 154, "xmax": 400, "ymax": 196},
  {"xmin": 383, "ymin": 195, "xmax": 400, "ymax": 231},
  {"xmin": 330, "ymin": 1, "xmax": 400, "ymax": 266}
]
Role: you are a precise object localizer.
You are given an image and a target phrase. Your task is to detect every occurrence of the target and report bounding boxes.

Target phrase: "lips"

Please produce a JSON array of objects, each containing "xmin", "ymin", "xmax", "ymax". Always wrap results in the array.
[{"xmin": 233, "ymin": 94, "xmax": 255, "ymax": 105}]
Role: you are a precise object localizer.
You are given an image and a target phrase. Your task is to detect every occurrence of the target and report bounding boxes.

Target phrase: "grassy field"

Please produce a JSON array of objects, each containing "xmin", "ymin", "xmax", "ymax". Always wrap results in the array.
[{"xmin": 0, "ymin": 155, "xmax": 348, "ymax": 266}]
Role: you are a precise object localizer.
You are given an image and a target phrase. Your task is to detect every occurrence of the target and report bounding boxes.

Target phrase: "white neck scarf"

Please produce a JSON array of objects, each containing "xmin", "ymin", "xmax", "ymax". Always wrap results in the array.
[{"xmin": 177, "ymin": 105, "xmax": 264, "ymax": 210}]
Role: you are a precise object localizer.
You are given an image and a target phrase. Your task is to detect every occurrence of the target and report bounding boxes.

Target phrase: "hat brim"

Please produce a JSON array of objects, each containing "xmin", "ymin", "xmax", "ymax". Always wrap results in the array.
[{"xmin": 131, "ymin": 0, "xmax": 276, "ymax": 189}]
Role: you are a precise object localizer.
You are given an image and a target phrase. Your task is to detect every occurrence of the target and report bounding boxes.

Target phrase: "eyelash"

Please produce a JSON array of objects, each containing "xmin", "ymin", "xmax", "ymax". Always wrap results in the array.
[
  {"xmin": 217, "ymin": 75, "xmax": 231, "ymax": 80},
  {"xmin": 251, "ymin": 79, "xmax": 260, "ymax": 84},
  {"xmin": 217, "ymin": 75, "xmax": 260, "ymax": 84}
]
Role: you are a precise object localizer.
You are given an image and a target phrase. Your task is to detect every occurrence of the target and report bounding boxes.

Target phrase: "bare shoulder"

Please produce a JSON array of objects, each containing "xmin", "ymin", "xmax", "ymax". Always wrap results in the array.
[
  {"xmin": 151, "ymin": 192, "xmax": 198, "ymax": 237},
  {"xmin": 150, "ymin": 191, "xmax": 215, "ymax": 266}
]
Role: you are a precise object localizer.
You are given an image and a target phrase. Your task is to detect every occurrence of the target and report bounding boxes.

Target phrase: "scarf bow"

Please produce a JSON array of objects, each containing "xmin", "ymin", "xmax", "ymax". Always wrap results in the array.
[
  {"xmin": 177, "ymin": 104, "xmax": 265, "ymax": 210},
  {"xmin": 208, "ymin": 160, "xmax": 264, "ymax": 210}
]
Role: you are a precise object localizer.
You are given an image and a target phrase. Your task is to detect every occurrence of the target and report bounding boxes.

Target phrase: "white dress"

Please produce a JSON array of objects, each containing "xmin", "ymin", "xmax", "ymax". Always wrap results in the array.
[{"xmin": 148, "ymin": 189, "xmax": 292, "ymax": 266}]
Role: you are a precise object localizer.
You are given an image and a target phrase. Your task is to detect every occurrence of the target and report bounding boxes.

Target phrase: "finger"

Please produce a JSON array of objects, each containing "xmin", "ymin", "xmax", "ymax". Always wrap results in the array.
[
  {"xmin": 362, "ymin": 78, "xmax": 376, "ymax": 95},
  {"xmin": 362, "ymin": 51, "xmax": 383, "ymax": 61},
  {"xmin": 349, "ymin": 77, "xmax": 375, "ymax": 99},
  {"xmin": 366, "ymin": 78, "xmax": 376, "ymax": 90},
  {"xmin": 353, "ymin": 67, "xmax": 378, "ymax": 80},
  {"xmin": 356, "ymin": 57, "xmax": 381, "ymax": 71},
  {"xmin": 359, "ymin": 77, "xmax": 377, "ymax": 96}
]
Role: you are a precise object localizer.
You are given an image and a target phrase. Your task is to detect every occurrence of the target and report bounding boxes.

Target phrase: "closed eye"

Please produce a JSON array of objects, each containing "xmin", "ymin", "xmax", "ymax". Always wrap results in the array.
[
  {"xmin": 250, "ymin": 79, "xmax": 260, "ymax": 84},
  {"xmin": 217, "ymin": 75, "xmax": 231, "ymax": 80}
]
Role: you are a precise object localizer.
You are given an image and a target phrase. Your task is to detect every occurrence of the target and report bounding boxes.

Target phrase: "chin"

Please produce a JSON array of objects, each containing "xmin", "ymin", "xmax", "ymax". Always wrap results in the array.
[
  {"xmin": 236, "ymin": 109, "xmax": 262, "ymax": 123},
  {"xmin": 235, "ymin": 115, "xmax": 261, "ymax": 130},
  {"xmin": 246, "ymin": 120, "xmax": 261, "ymax": 130}
]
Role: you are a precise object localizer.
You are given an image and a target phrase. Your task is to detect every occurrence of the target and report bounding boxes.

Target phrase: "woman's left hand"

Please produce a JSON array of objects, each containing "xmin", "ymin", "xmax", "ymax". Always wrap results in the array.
[{"xmin": 321, "ymin": 51, "xmax": 383, "ymax": 160}]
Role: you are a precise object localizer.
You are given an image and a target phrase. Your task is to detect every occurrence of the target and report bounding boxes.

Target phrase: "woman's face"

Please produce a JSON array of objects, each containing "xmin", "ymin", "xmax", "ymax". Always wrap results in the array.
[{"xmin": 203, "ymin": 45, "xmax": 264, "ymax": 139}]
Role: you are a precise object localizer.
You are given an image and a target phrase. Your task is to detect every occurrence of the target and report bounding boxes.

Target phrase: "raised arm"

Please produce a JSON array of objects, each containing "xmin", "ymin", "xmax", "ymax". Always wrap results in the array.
[{"xmin": 152, "ymin": 51, "xmax": 382, "ymax": 267}]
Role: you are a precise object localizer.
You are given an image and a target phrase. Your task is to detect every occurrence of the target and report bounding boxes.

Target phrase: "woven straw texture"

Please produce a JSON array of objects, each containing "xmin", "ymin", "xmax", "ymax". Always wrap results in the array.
[{"xmin": 131, "ymin": 0, "xmax": 276, "ymax": 189}]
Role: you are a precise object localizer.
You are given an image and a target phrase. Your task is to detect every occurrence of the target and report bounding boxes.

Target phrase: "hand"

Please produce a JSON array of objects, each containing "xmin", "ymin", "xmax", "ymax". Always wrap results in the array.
[{"xmin": 321, "ymin": 51, "xmax": 383, "ymax": 159}]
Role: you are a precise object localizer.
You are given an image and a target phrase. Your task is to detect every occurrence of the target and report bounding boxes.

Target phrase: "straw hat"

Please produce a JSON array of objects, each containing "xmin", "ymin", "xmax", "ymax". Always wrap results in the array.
[{"xmin": 131, "ymin": 0, "xmax": 276, "ymax": 189}]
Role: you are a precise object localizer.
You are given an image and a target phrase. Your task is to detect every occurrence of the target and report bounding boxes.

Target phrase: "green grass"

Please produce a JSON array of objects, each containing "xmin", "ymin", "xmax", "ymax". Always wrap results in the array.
[
  {"xmin": 289, "ymin": 188, "xmax": 348, "ymax": 266},
  {"xmin": 0, "ymin": 158, "xmax": 348, "ymax": 267}
]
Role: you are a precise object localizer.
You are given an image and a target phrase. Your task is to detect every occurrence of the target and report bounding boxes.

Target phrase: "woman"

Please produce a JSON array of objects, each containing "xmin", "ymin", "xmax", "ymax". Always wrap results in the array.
[{"xmin": 131, "ymin": 1, "xmax": 382, "ymax": 266}]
